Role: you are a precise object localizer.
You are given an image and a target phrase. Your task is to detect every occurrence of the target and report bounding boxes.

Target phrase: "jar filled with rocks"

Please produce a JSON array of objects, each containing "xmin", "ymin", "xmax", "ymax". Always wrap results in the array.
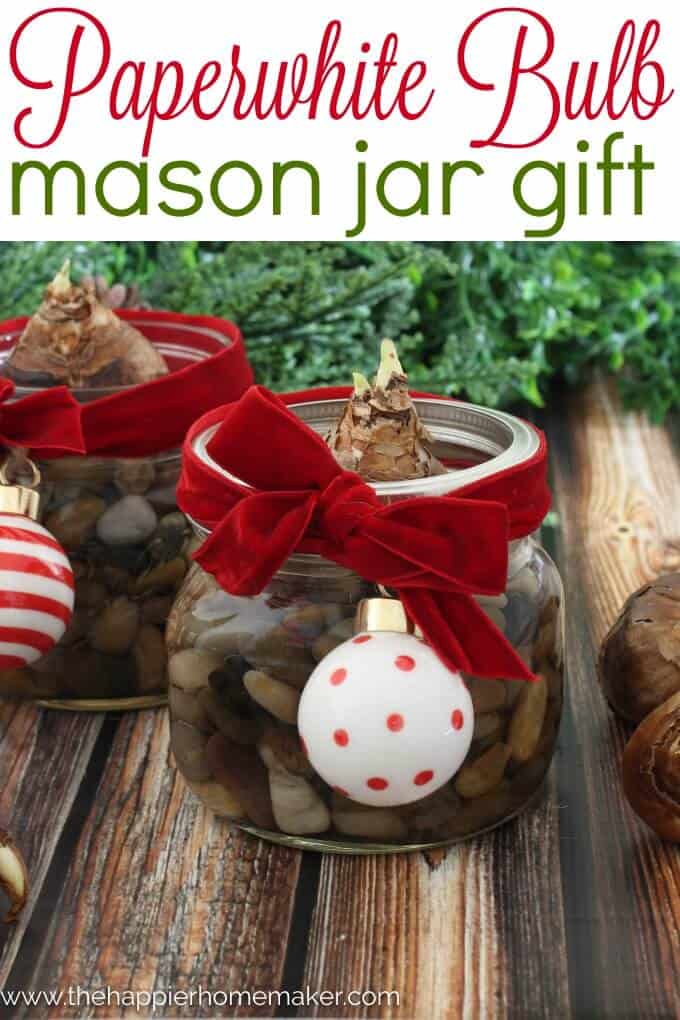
[
  {"xmin": 0, "ymin": 263, "xmax": 252, "ymax": 707},
  {"xmin": 169, "ymin": 344, "xmax": 564, "ymax": 851}
]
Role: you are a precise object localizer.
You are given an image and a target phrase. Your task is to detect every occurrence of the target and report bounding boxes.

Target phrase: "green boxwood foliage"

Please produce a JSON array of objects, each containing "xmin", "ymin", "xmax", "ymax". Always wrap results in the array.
[{"xmin": 0, "ymin": 240, "xmax": 678, "ymax": 420}]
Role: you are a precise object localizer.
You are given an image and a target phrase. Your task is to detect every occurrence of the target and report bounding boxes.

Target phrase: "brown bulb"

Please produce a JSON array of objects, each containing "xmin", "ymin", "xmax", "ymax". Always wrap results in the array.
[
  {"xmin": 599, "ymin": 575, "xmax": 680, "ymax": 723},
  {"xmin": 325, "ymin": 339, "xmax": 446, "ymax": 482},
  {"xmin": 622, "ymin": 691, "xmax": 680, "ymax": 842},
  {"xmin": 6, "ymin": 260, "xmax": 167, "ymax": 389}
]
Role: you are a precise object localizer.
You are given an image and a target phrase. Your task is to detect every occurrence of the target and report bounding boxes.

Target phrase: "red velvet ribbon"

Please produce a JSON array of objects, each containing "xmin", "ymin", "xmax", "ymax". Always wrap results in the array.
[
  {"xmin": 178, "ymin": 386, "xmax": 552, "ymax": 682},
  {"xmin": 80, "ymin": 345, "xmax": 253, "ymax": 457},
  {"xmin": 0, "ymin": 379, "xmax": 85, "ymax": 455},
  {"xmin": 0, "ymin": 312, "xmax": 254, "ymax": 459}
]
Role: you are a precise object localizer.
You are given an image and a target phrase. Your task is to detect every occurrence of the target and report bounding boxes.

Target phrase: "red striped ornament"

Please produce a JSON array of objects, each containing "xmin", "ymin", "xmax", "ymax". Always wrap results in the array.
[{"xmin": 0, "ymin": 514, "xmax": 74, "ymax": 670}]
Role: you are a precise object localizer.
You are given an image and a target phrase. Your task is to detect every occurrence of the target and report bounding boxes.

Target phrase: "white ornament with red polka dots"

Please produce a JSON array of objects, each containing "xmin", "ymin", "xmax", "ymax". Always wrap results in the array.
[{"xmin": 298, "ymin": 630, "xmax": 474, "ymax": 807}]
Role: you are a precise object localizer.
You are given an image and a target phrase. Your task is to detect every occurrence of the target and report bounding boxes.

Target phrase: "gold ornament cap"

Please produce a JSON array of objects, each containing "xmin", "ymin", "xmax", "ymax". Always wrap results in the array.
[
  {"xmin": 0, "ymin": 459, "xmax": 41, "ymax": 520},
  {"xmin": 355, "ymin": 597, "xmax": 416, "ymax": 635}
]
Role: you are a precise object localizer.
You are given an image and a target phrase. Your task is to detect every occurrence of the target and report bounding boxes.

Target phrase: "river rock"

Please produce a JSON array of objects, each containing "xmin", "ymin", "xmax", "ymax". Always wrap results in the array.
[
  {"xmin": 169, "ymin": 685, "xmax": 212, "ymax": 731},
  {"xmin": 504, "ymin": 592, "xmax": 537, "ymax": 644},
  {"xmin": 197, "ymin": 687, "xmax": 261, "ymax": 745},
  {"xmin": 400, "ymin": 784, "xmax": 462, "ymax": 838},
  {"xmin": 258, "ymin": 725, "xmax": 313, "ymax": 776},
  {"xmin": 282, "ymin": 603, "xmax": 344, "ymax": 642},
  {"xmin": 508, "ymin": 675, "xmax": 548, "ymax": 763},
  {"xmin": 244, "ymin": 669, "xmax": 300, "ymax": 724},
  {"xmin": 183, "ymin": 777, "xmax": 244, "ymax": 818},
  {"xmin": 455, "ymin": 742, "xmax": 512, "ymax": 799},
  {"xmin": 148, "ymin": 513, "xmax": 188, "ymax": 562},
  {"xmin": 97, "ymin": 565, "xmax": 130, "ymax": 595},
  {"xmin": 508, "ymin": 563, "xmax": 540, "ymax": 598},
  {"xmin": 46, "ymin": 496, "xmax": 106, "ymax": 550},
  {"xmin": 168, "ymin": 648, "xmax": 225, "ymax": 692},
  {"xmin": 311, "ymin": 618, "xmax": 355, "ymax": 661},
  {"xmin": 171, "ymin": 721, "xmax": 212, "ymax": 781},
  {"xmin": 251, "ymin": 626, "xmax": 315, "ymax": 688},
  {"xmin": 0, "ymin": 668, "xmax": 36, "ymax": 698},
  {"xmin": 97, "ymin": 495, "xmax": 158, "ymax": 546},
  {"xmin": 269, "ymin": 767, "xmax": 331, "ymax": 835},
  {"xmin": 192, "ymin": 590, "xmax": 241, "ymax": 622},
  {"xmin": 60, "ymin": 609, "xmax": 91, "ymax": 647},
  {"xmin": 114, "ymin": 459, "xmax": 156, "ymax": 495},
  {"xmin": 332, "ymin": 796, "xmax": 408, "ymax": 841},
  {"xmin": 205, "ymin": 733, "xmax": 275, "ymax": 829},
  {"xmin": 146, "ymin": 484, "xmax": 178, "ymax": 511},
  {"xmin": 195, "ymin": 621, "xmax": 254, "ymax": 657},
  {"xmin": 75, "ymin": 579, "xmax": 108, "ymax": 610},
  {"xmin": 89, "ymin": 597, "xmax": 140, "ymax": 654},
  {"xmin": 141, "ymin": 595, "xmax": 175, "ymax": 625},
  {"xmin": 472, "ymin": 712, "xmax": 506, "ymax": 745},
  {"xmin": 44, "ymin": 456, "xmax": 113, "ymax": 484},
  {"xmin": 209, "ymin": 655, "xmax": 252, "ymax": 714},
  {"xmin": 132, "ymin": 624, "xmax": 167, "ymax": 693},
  {"xmin": 131, "ymin": 557, "xmax": 187, "ymax": 596},
  {"xmin": 466, "ymin": 677, "xmax": 507, "ymax": 714}
]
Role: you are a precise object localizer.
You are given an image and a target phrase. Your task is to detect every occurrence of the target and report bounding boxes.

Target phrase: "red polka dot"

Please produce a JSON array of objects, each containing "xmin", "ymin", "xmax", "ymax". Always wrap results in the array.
[
  {"xmin": 366, "ymin": 777, "xmax": 389, "ymax": 791},
  {"xmin": 333, "ymin": 728, "xmax": 349, "ymax": 747},
  {"xmin": 414, "ymin": 770, "xmax": 434, "ymax": 786},
  {"xmin": 330, "ymin": 668, "xmax": 347, "ymax": 686},
  {"xmin": 300, "ymin": 737, "xmax": 309, "ymax": 757},
  {"xmin": 353, "ymin": 634, "xmax": 372, "ymax": 644},
  {"xmin": 451, "ymin": 709, "xmax": 464, "ymax": 731},
  {"xmin": 333, "ymin": 786, "xmax": 349, "ymax": 798},
  {"xmin": 395, "ymin": 655, "xmax": 416, "ymax": 672},
  {"xmin": 386, "ymin": 713, "xmax": 404, "ymax": 732}
]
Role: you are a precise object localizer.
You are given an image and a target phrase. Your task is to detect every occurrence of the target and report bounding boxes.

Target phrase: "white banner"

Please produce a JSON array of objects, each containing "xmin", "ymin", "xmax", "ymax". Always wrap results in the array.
[{"xmin": 0, "ymin": 0, "xmax": 676, "ymax": 239}]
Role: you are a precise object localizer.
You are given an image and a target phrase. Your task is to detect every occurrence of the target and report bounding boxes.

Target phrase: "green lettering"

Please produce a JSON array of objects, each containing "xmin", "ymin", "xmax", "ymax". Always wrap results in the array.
[
  {"xmin": 158, "ymin": 161, "xmax": 203, "ymax": 216},
  {"xmin": 210, "ymin": 161, "xmax": 262, "ymax": 216},
  {"xmin": 514, "ymin": 161, "xmax": 566, "ymax": 238},
  {"xmin": 12, "ymin": 161, "xmax": 85, "ymax": 215},
  {"xmin": 95, "ymin": 161, "xmax": 148, "ymax": 216},
  {"xmin": 272, "ymin": 161, "xmax": 320, "ymax": 215}
]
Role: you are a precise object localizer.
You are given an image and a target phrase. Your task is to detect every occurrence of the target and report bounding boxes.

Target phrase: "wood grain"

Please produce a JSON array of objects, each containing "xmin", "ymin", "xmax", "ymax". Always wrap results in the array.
[
  {"xmin": 301, "ymin": 774, "xmax": 570, "ymax": 1019},
  {"xmin": 548, "ymin": 379, "xmax": 680, "ymax": 1020},
  {"xmin": 0, "ymin": 704, "xmax": 103, "ymax": 985},
  {"xmin": 11, "ymin": 709, "xmax": 303, "ymax": 1019}
]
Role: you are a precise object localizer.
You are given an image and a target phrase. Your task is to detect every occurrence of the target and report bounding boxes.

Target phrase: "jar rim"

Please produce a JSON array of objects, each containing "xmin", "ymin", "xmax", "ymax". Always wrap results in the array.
[
  {"xmin": 1, "ymin": 311, "xmax": 237, "ymax": 403},
  {"xmin": 190, "ymin": 394, "xmax": 541, "ymax": 500}
]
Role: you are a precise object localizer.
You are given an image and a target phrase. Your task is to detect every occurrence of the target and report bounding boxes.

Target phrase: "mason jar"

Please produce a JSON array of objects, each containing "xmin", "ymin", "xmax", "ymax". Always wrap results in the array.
[
  {"xmin": 167, "ymin": 396, "xmax": 564, "ymax": 851},
  {"xmin": 0, "ymin": 312, "xmax": 249, "ymax": 710}
]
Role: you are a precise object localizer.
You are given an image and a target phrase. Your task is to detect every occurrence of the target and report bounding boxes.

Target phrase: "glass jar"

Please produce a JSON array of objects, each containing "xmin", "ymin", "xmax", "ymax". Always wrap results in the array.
[
  {"xmin": 167, "ymin": 396, "xmax": 564, "ymax": 851},
  {"xmin": 0, "ymin": 313, "xmax": 246, "ymax": 710}
]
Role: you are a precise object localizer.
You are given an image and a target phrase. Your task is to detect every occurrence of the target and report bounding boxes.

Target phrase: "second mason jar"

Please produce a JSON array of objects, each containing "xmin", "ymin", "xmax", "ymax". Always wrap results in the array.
[
  {"xmin": 167, "ymin": 394, "xmax": 564, "ymax": 852},
  {"xmin": 0, "ymin": 311, "xmax": 252, "ymax": 709}
]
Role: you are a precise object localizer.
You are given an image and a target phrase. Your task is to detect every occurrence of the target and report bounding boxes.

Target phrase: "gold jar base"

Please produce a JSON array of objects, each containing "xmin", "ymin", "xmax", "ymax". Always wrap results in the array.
[
  {"xmin": 227, "ymin": 781, "xmax": 549, "ymax": 855},
  {"xmin": 35, "ymin": 694, "xmax": 168, "ymax": 713}
]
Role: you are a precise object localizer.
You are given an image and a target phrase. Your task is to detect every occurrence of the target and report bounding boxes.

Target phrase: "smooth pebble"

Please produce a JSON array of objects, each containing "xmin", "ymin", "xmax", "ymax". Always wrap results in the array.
[
  {"xmin": 269, "ymin": 768, "xmax": 331, "ymax": 834},
  {"xmin": 97, "ymin": 495, "xmax": 158, "ymax": 546}
]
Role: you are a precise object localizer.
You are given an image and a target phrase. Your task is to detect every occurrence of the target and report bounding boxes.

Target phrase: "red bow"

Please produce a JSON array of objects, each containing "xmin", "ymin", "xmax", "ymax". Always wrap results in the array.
[
  {"xmin": 179, "ymin": 387, "xmax": 546, "ymax": 682},
  {"xmin": 0, "ymin": 312, "xmax": 253, "ymax": 459},
  {"xmin": 0, "ymin": 379, "xmax": 85, "ymax": 455}
]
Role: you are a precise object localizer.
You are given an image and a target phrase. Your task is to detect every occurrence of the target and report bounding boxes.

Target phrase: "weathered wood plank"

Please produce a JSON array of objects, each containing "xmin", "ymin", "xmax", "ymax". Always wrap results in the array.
[
  {"xmin": 301, "ymin": 777, "xmax": 569, "ymax": 1020},
  {"xmin": 0, "ymin": 703, "xmax": 104, "ymax": 986},
  {"xmin": 548, "ymin": 379, "xmax": 680, "ymax": 1020},
  {"xmin": 12, "ymin": 708, "xmax": 301, "ymax": 1019}
]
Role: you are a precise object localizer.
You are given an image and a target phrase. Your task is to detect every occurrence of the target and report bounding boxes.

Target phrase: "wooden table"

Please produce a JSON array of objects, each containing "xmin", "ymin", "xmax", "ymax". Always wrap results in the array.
[{"xmin": 1, "ymin": 379, "xmax": 679, "ymax": 1019}]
